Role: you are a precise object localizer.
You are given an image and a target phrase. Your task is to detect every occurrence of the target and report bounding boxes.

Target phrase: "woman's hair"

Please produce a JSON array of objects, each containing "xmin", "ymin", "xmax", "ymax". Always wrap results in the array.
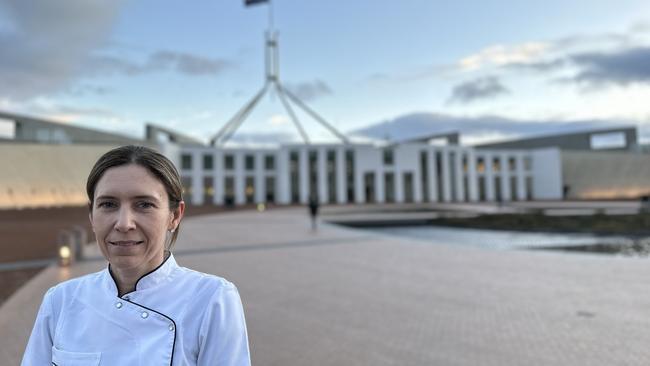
[{"xmin": 86, "ymin": 145, "xmax": 184, "ymax": 248}]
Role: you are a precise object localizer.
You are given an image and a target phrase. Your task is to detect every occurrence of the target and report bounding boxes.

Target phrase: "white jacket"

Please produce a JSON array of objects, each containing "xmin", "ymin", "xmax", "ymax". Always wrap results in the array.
[{"xmin": 22, "ymin": 254, "xmax": 251, "ymax": 366}]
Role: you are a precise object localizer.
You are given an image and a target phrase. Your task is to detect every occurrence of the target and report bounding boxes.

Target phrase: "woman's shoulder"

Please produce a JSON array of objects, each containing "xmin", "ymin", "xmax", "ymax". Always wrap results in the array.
[
  {"xmin": 41, "ymin": 270, "xmax": 105, "ymax": 307},
  {"xmin": 174, "ymin": 266, "xmax": 238, "ymax": 295}
]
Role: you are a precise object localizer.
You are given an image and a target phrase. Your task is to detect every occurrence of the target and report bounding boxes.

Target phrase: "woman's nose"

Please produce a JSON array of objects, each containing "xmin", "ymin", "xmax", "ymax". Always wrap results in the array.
[{"xmin": 115, "ymin": 207, "xmax": 136, "ymax": 232}]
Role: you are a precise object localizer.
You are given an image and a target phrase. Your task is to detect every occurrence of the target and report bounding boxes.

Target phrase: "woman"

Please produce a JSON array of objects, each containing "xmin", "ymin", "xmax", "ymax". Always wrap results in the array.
[{"xmin": 22, "ymin": 145, "xmax": 251, "ymax": 365}]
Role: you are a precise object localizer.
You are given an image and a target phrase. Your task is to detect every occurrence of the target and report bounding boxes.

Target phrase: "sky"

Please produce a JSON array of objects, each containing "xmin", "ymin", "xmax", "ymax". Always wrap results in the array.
[{"xmin": 1, "ymin": 0, "xmax": 650, "ymax": 145}]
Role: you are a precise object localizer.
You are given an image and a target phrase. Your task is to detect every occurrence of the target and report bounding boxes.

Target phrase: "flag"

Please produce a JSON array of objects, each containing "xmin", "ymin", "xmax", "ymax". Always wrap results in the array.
[{"xmin": 244, "ymin": 0, "xmax": 268, "ymax": 6}]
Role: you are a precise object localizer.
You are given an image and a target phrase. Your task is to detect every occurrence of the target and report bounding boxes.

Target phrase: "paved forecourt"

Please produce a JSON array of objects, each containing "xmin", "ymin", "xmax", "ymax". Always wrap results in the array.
[{"xmin": 2, "ymin": 207, "xmax": 650, "ymax": 365}]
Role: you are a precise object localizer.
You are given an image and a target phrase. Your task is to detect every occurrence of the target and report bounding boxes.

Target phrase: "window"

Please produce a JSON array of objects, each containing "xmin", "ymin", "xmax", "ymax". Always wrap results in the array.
[
  {"xmin": 181, "ymin": 154, "xmax": 192, "ymax": 170},
  {"xmin": 383, "ymin": 149, "xmax": 394, "ymax": 165},
  {"xmin": 590, "ymin": 132, "xmax": 627, "ymax": 150},
  {"xmin": 224, "ymin": 154, "xmax": 234, "ymax": 170},
  {"xmin": 492, "ymin": 157, "xmax": 500, "ymax": 172},
  {"xmin": 265, "ymin": 155, "xmax": 275, "ymax": 170},
  {"xmin": 245, "ymin": 177, "xmax": 255, "ymax": 203},
  {"xmin": 224, "ymin": 177, "xmax": 235, "ymax": 206},
  {"xmin": 477, "ymin": 157, "xmax": 485, "ymax": 173},
  {"xmin": 203, "ymin": 154, "xmax": 213, "ymax": 170},
  {"xmin": 245, "ymin": 155, "xmax": 254, "ymax": 171},
  {"xmin": 181, "ymin": 177, "xmax": 192, "ymax": 204}
]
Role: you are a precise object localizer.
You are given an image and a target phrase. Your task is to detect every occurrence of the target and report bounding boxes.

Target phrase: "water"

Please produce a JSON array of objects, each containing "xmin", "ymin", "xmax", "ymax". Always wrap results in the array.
[{"xmin": 362, "ymin": 225, "xmax": 650, "ymax": 256}]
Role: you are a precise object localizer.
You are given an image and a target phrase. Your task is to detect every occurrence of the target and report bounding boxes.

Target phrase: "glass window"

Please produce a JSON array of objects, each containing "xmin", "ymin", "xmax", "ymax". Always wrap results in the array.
[
  {"xmin": 224, "ymin": 154, "xmax": 234, "ymax": 170},
  {"xmin": 492, "ymin": 157, "xmax": 500, "ymax": 172},
  {"xmin": 265, "ymin": 155, "xmax": 275, "ymax": 170},
  {"xmin": 245, "ymin": 155, "xmax": 254, "ymax": 171},
  {"xmin": 203, "ymin": 154, "xmax": 213, "ymax": 170},
  {"xmin": 383, "ymin": 149, "xmax": 394, "ymax": 165},
  {"xmin": 181, "ymin": 154, "xmax": 192, "ymax": 170},
  {"xmin": 477, "ymin": 157, "xmax": 485, "ymax": 173}
]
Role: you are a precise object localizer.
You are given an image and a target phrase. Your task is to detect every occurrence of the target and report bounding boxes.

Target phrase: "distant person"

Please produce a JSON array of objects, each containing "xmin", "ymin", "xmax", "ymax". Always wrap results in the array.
[
  {"xmin": 308, "ymin": 195, "xmax": 320, "ymax": 231},
  {"xmin": 22, "ymin": 145, "xmax": 251, "ymax": 365}
]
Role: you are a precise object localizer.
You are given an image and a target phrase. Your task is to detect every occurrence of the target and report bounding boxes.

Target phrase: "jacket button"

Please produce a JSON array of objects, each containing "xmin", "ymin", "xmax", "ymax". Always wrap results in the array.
[
  {"xmin": 141, "ymin": 311, "xmax": 149, "ymax": 319},
  {"xmin": 168, "ymin": 324, "xmax": 175, "ymax": 331},
  {"xmin": 115, "ymin": 302, "xmax": 123, "ymax": 309}
]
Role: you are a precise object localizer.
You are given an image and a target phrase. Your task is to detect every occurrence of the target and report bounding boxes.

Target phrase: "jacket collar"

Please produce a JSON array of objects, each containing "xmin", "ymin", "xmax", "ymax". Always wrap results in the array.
[{"xmin": 104, "ymin": 252, "xmax": 179, "ymax": 296}]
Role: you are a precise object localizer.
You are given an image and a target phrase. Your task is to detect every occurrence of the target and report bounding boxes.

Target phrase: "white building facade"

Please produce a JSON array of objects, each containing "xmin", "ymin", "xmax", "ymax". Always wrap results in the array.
[{"xmin": 174, "ymin": 143, "xmax": 563, "ymax": 206}]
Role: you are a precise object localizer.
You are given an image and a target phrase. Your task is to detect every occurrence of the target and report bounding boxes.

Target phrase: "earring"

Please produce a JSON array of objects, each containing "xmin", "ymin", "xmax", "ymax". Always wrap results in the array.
[{"xmin": 169, "ymin": 228, "xmax": 175, "ymax": 233}]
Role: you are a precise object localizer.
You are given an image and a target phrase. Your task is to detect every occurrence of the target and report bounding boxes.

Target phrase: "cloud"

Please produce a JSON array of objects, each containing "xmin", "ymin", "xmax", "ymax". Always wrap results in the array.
[
  {"xmin": 504, "ymin": 58, "xmax": 567, "ymax": 73},
  {"xmin": 88, "ymin": 51, "xmax": 231, "ymax": 77},
  {"xmin": 568, "ymin": 47, "xmax": 650, "ymax": 87},
  {"xmin": 285, "ymin": 80, "xmax": 332, "ymax": 102},
  {"xmin": 0, "ymin": 1, "xmax": 230, "ymax": 101},
  {"xmin": 64, "ymin": 84, "xmax": 113, "ymax": 97},
  {"xmin": 447, "ymin": 76, "xmax": 509, "ymax": 104},
  {"xmin": 268, "ymin": 114, "xmax": 289, "ymax": 126},
  {"xmin": 0, "ymin": 0, "xmax": 123, "ymax": 100},
  {"xmin": 147, "ymin": 51, "xmax": 231, "ymax": 76},
  {"xmin": 19, "ymin": 101, "xmax": 121, "ymax": 123},
  {"xmin": 350, "ymin": 112, "xmax": 624, "ymax": 144},
  {"xmin": 458, "ymin": 42, "xmax": 551, "ymax": 71}
]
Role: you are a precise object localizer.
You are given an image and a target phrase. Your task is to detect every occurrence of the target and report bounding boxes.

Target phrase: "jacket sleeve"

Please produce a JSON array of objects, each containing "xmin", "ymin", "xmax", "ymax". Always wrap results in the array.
[
  {"xmin": 21, "ymin": 287, "xmax": 56, "ymax": 365},
  {"xmin": 197, "ymin": 283, "xmax": 251, "ymax": 366}
]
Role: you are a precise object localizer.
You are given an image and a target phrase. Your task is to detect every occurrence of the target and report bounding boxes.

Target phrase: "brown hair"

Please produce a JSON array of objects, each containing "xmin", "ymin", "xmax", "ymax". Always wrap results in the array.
[{"xmin": 86, "ymin": 145, "xmax": 183, "ymax": 248}]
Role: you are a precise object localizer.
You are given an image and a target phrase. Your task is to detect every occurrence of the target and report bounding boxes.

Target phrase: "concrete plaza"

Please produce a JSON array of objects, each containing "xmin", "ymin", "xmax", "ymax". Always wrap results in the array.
[{"xmin": 2, "ymin": 207, "xmax": 650, "ymax": 365}]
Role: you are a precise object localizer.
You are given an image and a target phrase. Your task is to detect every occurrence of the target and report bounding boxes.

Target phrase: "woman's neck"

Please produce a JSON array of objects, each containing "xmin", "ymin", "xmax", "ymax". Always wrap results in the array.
[{"xmin": 111, "ymin": 252, "xmax": 166, "ymax": 297}]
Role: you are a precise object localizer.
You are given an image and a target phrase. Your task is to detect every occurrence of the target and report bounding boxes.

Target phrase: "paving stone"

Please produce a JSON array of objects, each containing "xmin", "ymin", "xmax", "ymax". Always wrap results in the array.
[{"xmin": 2, "ymin": 207, "xmax": 650, "ymax": 365}]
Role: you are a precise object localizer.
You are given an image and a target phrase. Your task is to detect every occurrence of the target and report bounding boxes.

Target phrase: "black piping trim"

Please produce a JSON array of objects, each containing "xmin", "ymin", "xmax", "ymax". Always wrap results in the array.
[
  {"xmin": 133, "ymin": 251, "xmax": 172, "ymax": 291},
  {"xmin": 122, "ymin": 298, "xmax": 177, "ymax": 366},
  {"xmin": 107, "ymin": 251, "xmax": 172, "ymax": 296}
]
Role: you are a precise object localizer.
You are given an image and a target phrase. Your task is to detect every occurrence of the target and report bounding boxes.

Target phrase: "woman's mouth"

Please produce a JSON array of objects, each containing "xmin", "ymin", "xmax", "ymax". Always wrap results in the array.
[{"xmin": 109, "ymin": 240, "xmax": 144, "ymax": 246}]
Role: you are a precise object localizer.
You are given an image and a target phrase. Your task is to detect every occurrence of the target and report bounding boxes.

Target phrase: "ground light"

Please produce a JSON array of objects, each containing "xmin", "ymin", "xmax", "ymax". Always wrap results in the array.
[
  {"xmin": 58, "ymin": 244, "xmax": 72, "ymax": 267},
  {"xmin": 257, "ymin": 203, "xmax": 266, "ymax": 212}
]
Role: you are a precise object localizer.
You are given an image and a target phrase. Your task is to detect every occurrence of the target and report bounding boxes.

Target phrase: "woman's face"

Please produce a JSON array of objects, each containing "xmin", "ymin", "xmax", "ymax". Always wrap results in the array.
[{"xmin": 89, "ymin": 164, "xmax": 183, "ymax": 274}]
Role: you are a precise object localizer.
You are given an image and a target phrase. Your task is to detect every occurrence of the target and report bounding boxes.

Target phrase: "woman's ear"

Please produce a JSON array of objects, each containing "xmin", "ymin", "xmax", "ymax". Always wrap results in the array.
[
  {"xmin": 88, "ymin": 202, "xmax": 94, "ymax": 229},
  {"xmin": 170, "ymin": 201, "xmax": 185, "ymax": 230}
]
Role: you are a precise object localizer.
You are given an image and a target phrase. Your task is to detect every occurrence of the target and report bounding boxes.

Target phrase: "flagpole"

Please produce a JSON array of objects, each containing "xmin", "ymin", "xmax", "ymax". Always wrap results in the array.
[
  {"xmin": 218, "ymin": 0, "xmax": 348, "ymax": 146},
  {"xmin": 268, "ymin": 0, "xmax": 274, "ymax": 33}
]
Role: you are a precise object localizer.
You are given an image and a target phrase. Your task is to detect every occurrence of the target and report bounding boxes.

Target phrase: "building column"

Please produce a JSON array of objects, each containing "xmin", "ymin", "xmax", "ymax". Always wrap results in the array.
[
  {"xmin": 454, "ymin": 148, "xmax": 464, "ymax": 202},
  {"xmin": 413, "ymin": 162, "xmax": 423, "ymax": 203},
  {"xmin": 277, "ymin": 148, "xmax": 290, "ymax": 204},
  {"xmin": 441, "ymin": 148, "xmax": 452, "ymax": 202},
  {"xmin": 515, "ymin": 152, "xmax": 527, "ymax": 201},
  {"xmin": 191, "ymin": 150, "xmax": 203, "ymax": 205},
  {"xmin": 214, "ymin": 150, "xmax": 224, "ymax": 205},
  {"xmin": 499, "ymin": 153, "xmax": 511, "ymax": 201},
  {"xmin": 254, "ymin": 151, "xmax": 265, "ymax": 204},
  {"xmin": 467, "ymin": 149, "xmax": 479, "ymax": 202},
  {"xmin": 375, "ymin": 166, "xmax": 385, "ymax": 203},
  {"xmin": 484, "ymin": 152, "xmax": 495, "ymax": 202},
  {"xmin": 354, "ymin": 152, "xmax": 365, "ymax": 204},
  {"xmin": 299, "ymin": 148, "xmax": 309, "ymax": 204},
  {"xmin": 317, "ymin": 147, "xmax": 327, "ymax": 204},
  {"xmin": 336, "ymin": 148, "xmax": 346, "ymax": 204},
  {"xmin": 428, "ymin": 149, "xmax": 438, "ymax": 202},
  {"xmin": 395, "ymin": 169, "xmax": 404, "ymax": 203},
  {"xmin": 234, "ymin": 152, "xmax": 245, "ymax": 205}
]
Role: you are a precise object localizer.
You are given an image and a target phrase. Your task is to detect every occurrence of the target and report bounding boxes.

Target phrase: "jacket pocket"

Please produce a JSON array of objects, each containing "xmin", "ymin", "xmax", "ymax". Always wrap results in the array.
[{"xmin": 52, "ymin": 345, "xmax": 101, "ymax": 366}]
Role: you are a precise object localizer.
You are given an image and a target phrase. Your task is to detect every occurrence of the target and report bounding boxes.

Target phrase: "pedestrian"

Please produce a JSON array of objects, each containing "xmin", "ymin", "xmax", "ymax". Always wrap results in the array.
[
  {"xmin": 308, "ymin": 194, "xmax": 319, "ymax": 231},
  {"xmin": 22, "ymin": 145, "xmax": 251, "ymax": 365}
]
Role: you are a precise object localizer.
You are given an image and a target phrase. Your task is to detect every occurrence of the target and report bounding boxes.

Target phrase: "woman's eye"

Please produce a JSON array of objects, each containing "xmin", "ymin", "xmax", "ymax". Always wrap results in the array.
[
  {"xmin": 137, "ymin": 201, "xmax": 155, "ymax": 209},
  {"xmin": 97, "ymin": 201, "xmax": 116, "ymax": 209}
]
